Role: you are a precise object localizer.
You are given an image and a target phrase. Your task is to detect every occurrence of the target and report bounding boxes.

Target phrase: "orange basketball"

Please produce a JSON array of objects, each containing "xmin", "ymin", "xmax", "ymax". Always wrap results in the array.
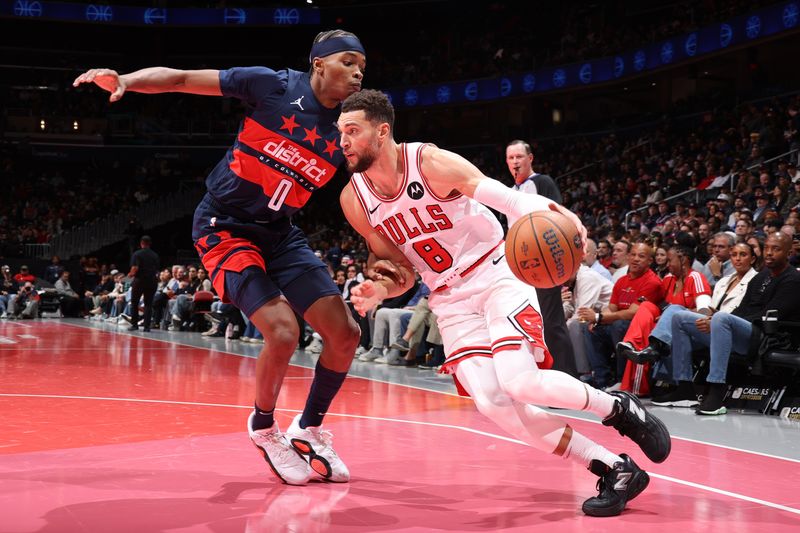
[{"xmin": 505, "ymin": 210, "xmax": 582, "ymax": 289}]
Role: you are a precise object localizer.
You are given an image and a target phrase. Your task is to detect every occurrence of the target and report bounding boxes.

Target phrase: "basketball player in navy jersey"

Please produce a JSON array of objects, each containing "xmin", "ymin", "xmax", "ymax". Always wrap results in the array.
[
  {"xmin": 73, "ymin": 31, "xmax": 365, "ymax": 486},
  {"xmin": 338, "ymin": 90, "xmax": 670, "ymax": 517}
]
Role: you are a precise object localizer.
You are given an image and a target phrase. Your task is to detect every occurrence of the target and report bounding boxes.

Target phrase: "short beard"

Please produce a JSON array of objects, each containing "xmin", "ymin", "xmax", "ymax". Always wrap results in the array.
[{"xmin": 348, "ymin": 146, "xmax": 378, "ymax": 173}]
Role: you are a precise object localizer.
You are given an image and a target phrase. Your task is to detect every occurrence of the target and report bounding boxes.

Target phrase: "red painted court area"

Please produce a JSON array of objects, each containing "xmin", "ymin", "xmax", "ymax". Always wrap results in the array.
[{"xmin": 1, "ymin": 322, "xmax": 799, "ymax": 532}]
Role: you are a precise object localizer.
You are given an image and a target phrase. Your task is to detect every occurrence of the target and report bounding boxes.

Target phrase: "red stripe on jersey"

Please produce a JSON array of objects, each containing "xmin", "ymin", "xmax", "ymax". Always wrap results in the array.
[
  {"xmin": 350, "ymin": 178, "xmax": 372, "ymax": 219},
  {"xmin": 194, "ymin": 232, "xmax": 264, "ymax": 304},
  {"xmin": 234, "ymin": 117, "xmax": 337, "ymax": 188},
  {"xmin": 230, "ymin": 148, "xmax": 310, "ymax": 208},
  {"xmin": 447, "ymin": 344, "xmax": 493, "ymax": 359}
]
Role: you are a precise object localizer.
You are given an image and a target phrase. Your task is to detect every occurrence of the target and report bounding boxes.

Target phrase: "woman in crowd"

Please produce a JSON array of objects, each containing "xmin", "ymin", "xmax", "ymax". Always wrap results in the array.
[
  {"xmin": 653, "ymin": 245, "xmax": 669, "ymax": 279},
  {"xmin": 615, "ymin": 244, "xmax": 712, "ymax": 396},
  {"xmin": 648, "ymin": 242, "xmax": 759, "ymax": 407}
]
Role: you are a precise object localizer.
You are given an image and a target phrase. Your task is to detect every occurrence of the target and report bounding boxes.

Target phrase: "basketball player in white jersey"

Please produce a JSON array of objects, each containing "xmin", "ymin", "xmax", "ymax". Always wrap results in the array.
[{"xmin": 338, "ymin": 90, "xmax": 671, "ymax": 517}]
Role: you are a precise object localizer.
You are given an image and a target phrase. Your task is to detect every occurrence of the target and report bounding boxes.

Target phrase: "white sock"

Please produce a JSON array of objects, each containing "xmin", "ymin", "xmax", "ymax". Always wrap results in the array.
[
  {"xmin": 562, "ymin": 429, "xmax": 623, "ymax": 469},
  {"xmin": 584, "ymin": 384, "xmax": 619, "ymax": 420}
]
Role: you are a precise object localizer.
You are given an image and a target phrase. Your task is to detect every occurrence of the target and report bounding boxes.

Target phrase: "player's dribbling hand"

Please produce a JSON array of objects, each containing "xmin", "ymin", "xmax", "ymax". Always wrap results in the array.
[
  {"xmin": 73, "ymin": 69, "xmax": 127, "ymax": 103},
  {"xmin": 548, "ymin": 203, "xmax": 587, "ymax": 254},
  {"xmin": 350, "ymin": 280, "xmax": 387, "ymax": 317},
  {"xmin": 367, "ymin": 259, "xmax": 406, "ymax": 286}
]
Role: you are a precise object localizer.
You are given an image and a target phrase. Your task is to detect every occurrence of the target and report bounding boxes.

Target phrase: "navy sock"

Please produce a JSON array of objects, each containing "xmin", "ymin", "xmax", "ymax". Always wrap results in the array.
[
  {"xmin": 251, "ymin": 403, "xmax": 275, "ymax": 431},
  {"xmin": 300, "ymin": 361, "xmax": 348, "ymax": 429}
]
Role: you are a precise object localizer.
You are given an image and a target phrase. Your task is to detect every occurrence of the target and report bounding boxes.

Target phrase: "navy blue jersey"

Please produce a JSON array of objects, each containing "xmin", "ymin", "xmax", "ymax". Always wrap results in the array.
[{"xmin": 208, "ymin": 67, "xmax": 345, "ymax": 223}]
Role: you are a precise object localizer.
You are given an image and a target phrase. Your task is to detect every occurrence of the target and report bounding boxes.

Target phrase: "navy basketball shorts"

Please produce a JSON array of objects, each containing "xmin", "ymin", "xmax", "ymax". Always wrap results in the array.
[{"xmin": 192, "ymin": 198, "xmax": 340, "ymax": 318}]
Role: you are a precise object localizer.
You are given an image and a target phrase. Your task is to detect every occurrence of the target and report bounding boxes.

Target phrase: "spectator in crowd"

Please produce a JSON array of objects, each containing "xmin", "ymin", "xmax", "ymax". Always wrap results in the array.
[
  {"xmin": 105, "ymin": 271, "xmax": 128, "ymax": 320},
  {"xmin": 334, "ymin": 270, "xmax": 346, "ymax": 294},
  {"xmin": 390, "ymin": 294, "xmax": 443, "ymax": 367},
  {"xmin": 647, "ymin": 242, "xmax": 759, "ymax": 407},
  {"xmin": 80, "ymin": 257, "xmax": 101, "ymax": 297},
  {"xmin": 652, "ymin": 245, "xmax": 669, "ymax": 279},
  {"xmin": 14, "ymin": 265, "xmax": 35, "ymax": 285},
  {"xmin": 196, "ymin": 267, "xmax": 213, "ymax": 292},
  {"xmin": 582, "ymin": 238, "xmax": 613, "ymax": 282},
  {"xmin": 699, "ymin": 232, "xmax": 735, "ymax": 288},
  {"xmin": 597, "ymin": 239, "xmax": 613, "ymax": 269},
  {"xmin": 85, "ymin": 271, "xmax": 115, "ymax": 317},
  {"xmin": 782, "ymin": 181, "xmax": 800, "ymax": 218},
  {"xmin": 11, "ymin": 281, "xmax": 39, "ymax": 319},
  {"xmin": 610, "ymin": 240, "xmax": 631, "ymax": 282},
  {"xmin": 43, "ymin": 255, "xmax": 64, "ymax": 285},
  {"xmin": 54, "ymin": 270, "xmax": 81, "ymax": 317},
  {"xmin": 0, "ymin": 265, "xmax": 19, "ymax": 318},
  {"xmin": 359, "ymin": 277, "xmax": 424, "ymax": 365},
  {"xmin": 734, "ymin": 217, "xmax": 755, "ymax": 242},
  {"xmin": 656, "ymin": 234, "xmax": 799, "ymax": 414},
  {"xmin": 186, "ymin": 265, "xmax": 200, "ymax": 291},
  {"xmin": 563, "ymin": 264, "xmax": 614, "ymax": 382},
  {"xmin": 615, "ymin": 245, "xmax": 711, "ymax": 396},
  {"xmin": 577, "ymin": 242, "xmax": 663, "ymax": 389},
  {"xmin": 151, "ymin": 268, "xmax": 173, "ymax": 328},
  {"xmin": 752, "ymin": 192, "xmax": 771, "ymax": 224}
]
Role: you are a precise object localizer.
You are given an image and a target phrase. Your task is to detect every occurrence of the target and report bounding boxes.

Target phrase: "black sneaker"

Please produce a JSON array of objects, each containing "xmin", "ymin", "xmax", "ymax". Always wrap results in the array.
[
  {"xmin": 127, "ymin": 325, "xmax": 139, "ymax": 331},
  {"xmin": 695, "ymin": 383, "xmax": 728, "ymax": 415},
  {"xmin": 615, "ymin": 341, "xmax": 637, "ymax": 362},
  {"xmin": 603, "ymin": 391, "xmax": 671, "ymax": 463},
  {"xmin": 582, "ymin": 454, "xmax": 650, "ymax": 517},
  {"xmin": 625, "ymin": 345, "xmax": 660, "ymax": 365},
  {"xmin": 651, "ymin": 381, "xmax": 699, "ymax": 408}
]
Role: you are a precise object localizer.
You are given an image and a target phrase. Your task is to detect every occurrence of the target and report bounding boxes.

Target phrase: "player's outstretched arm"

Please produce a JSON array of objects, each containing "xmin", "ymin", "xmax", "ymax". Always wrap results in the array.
[
  {"xmin": 340, "ymin": 183, "xmax": 416, "ymax": 316},
  {"xmin": 419, "ymin": 145, "xmax": 587, "ymax": 248},
  {"xmin": 73, "ymin": 67, "xmax": 222, "ymax": 102}
]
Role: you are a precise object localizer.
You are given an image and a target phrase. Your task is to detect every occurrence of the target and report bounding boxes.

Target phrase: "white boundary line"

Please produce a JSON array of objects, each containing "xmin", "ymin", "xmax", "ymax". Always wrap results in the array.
[
  {"xmin": 1, "ymin": 392, "xmax": 799, "ymax": 517},
  {"xmin": 16, "ymin": 321, "xmax": 800, "ymax": 464}
]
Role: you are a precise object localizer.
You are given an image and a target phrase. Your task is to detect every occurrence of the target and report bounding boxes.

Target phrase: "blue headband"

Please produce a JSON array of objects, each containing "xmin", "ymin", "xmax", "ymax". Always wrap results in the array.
[{"xmin": 309, "ymin": 35, "xmax": 365, "ymax": 64}]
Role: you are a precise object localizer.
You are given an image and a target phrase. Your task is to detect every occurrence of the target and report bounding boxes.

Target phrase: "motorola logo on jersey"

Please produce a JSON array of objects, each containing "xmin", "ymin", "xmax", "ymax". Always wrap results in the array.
[
  {"xmin": 407, "ymin": 182, "xmax": 425, "ymax": 200},
  {"xmin": 263, "ymin": 139, "xmax": 329, "ymax": 182}
]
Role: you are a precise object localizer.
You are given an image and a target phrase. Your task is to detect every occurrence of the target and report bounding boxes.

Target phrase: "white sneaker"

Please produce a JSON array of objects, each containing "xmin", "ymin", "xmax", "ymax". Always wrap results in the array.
[
  {"xmin": 306, "ymin": 337, "xmax": 323, "ymax": 354},
  {"xmin": 355, "ymin": 346, "xmax": 367, "ymax": 357},
  {"xmin": 247, "ymin": 412, "xmax": 314, "ymax": 486},
  {"xmin": 358, "ymin": 347, "xmax": 383, "ymax": 362},
  {"xmin": 286, "ymin": 414, "xmax": 350, "ymax": 483}
]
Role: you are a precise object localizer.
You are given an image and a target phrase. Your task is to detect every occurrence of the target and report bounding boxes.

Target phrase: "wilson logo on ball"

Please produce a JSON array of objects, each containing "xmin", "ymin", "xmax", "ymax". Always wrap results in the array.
[
  {"xmin": 542, "ymin": 228, "xmax": 566, "ymax": 279},
  {"xmin": 505, "ymin": 211, "xmax": 581, "ymax": 289}
]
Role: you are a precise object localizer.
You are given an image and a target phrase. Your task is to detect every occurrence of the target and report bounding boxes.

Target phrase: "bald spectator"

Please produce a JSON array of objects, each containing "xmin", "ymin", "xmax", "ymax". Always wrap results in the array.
[{"xmin": 576, "ymin": 242, "xmax": 664, "ymax": 389}]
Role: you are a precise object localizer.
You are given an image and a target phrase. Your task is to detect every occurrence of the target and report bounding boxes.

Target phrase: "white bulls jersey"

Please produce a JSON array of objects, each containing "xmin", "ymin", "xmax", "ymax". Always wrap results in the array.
[{"xmin": 350, "ymin": 142, "xmax": 504, "ymax": 291}]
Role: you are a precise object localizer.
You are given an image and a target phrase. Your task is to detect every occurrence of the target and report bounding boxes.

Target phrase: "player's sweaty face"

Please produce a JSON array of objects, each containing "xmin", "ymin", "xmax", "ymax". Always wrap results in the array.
[
  {"xmin": 338, "ymin": 111, "xmax": 379, "ymax": 173},
  {"xmin": 321, "ymin": 51, "xmax": 366, "ymax": 101}
]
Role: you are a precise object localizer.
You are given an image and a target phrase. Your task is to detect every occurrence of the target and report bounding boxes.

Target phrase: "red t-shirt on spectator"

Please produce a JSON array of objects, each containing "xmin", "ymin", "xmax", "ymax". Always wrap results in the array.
[
  {"xmin": 662, "ymin": 270, "xmax": 711, "ymax": 309},
  {"xmin": 611, "ymin": 269, "xmax": 664, "ymax": 310},
  {"xmin": 14, "ymin": 273, "xmax": 35, "ymax": 284}
]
